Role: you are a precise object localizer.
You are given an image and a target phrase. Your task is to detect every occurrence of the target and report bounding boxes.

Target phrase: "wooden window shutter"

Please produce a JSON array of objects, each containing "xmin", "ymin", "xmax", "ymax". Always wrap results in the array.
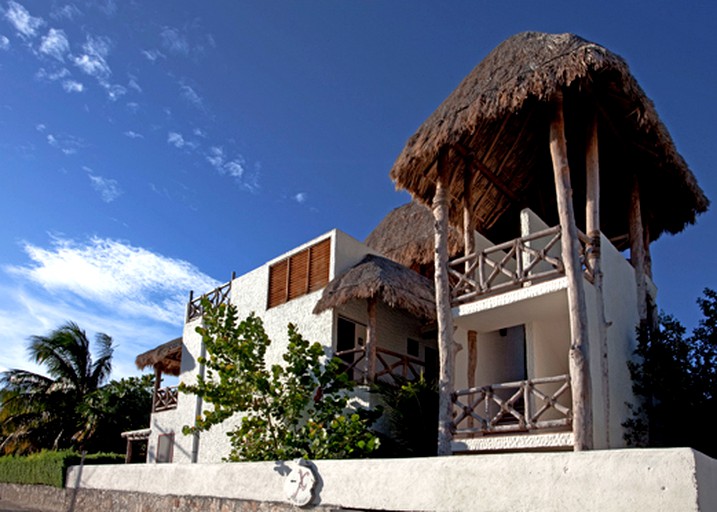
[
  {"xmin": 288, "ymin": 249, "xmax": 309, "ymax": 300},
  {"xmin": 267, "ymin": 237, "xmax": 331, "ymax": 309},
  {"xmin": 268, "ymin": 259, "xmax": 288, "ymax": 308},
  {"xmin": 308, "ymin": 238, "xmax": 330, "ymax": 292}
]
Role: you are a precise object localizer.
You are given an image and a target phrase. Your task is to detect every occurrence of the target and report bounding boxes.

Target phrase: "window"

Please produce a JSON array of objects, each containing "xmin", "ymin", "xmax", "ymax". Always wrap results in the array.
[
  {"xmin": 267, "ymin": 238, "xmax": 331, "ymax": 309},
  {"xmin": 156, "ymin": 433, "xmax": 174, "ymax": 463}
]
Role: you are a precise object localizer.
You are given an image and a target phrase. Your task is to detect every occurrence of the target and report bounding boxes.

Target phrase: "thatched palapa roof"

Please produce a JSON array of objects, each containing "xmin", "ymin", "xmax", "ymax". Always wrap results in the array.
[
  {"xmin": 314, "ymin": 254, "xmax": 436, "ymax": 321},
  {"xmin": 135, "ymin": 337, "xmax": 182, "ymax": 376},
  {"xmin": 365, "ymin": 201, "xmax": 462, "ymax": 268},
  {"xmin": 390, "ymin": 32, "xmax": 708, "ymax": 246}
]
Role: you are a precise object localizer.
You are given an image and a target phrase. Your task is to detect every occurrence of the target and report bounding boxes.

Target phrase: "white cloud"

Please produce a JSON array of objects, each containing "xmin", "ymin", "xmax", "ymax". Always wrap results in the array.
[
  {"xmin": 73, "ymin": 35, "xmax": 111, "ymax": 79},
  {"xmin": 35, "ymin": 66, "xmax": 70, "ymax": 81},
  {"xmin": 167, "ymin": 131, "xmax": 185, "ymax": 148},
  {"xmin": 35, "ymin": 123, "xmax": 46, "ymax": 132},
  {"xmin": 88, "ymin": 174, "xmax": 122, "ymax": 202},
  {"xmin": 224, "ymin": 159, "xmax": 244, "ymax": 178},
  {"xmin": 141, "ymin": 48, "xmax": 164, "ymax": 62},
  {"xmin": 0, "ymin": 34, "xmax": 9, "ymax": 49},
  {"xmin": 180, "ymin": 83, "xmax": 203, "ymax": 109},
  {"xmin": 206, "ymin": 145, "xmax": 224, "ymax": 167},
  {"xmin": 103, "ymin": 82, "xmax": 126, "ymax": 101},
  {"xmin": 125, "ymin": 101, "xmax": 139, "ymax": 112},
  {"xmin": 124, "ymin": 130, "xmax": 143, "ymax": 139},
  {"xmin": 160, "ymin": 26, "xmax": 188, "ymax": 55},
  {"xmin": 39, "ymin": 27, "xmax": 69, "ymax": 61},
  {"xmin": 193, "ymin": 128, "xmax": 206, "ymax": 138},
  {"xmin": 4, "ymin": 1, "xmax": 44, "ymax": 39},
  {"xmin": 51, "ymin": 4, "xmax": 82, "ymax": 21},
  {"xmin": 294, "ymin": 192, "xmax": 307, "ymax": 204},
  {"xmin": 128, "ymin": 75, "xmax": 141, "ymax": 93},
  {"xmin": 46, "ymin": 132, "xmax": 84, "ymax": 155},
  {"xmin": 62, "ymin": 79, "xmax": 83, "ymax": 93},
  {"xmin": 6, "ymin": 236, "xmax": 220, "ymax": 326}
]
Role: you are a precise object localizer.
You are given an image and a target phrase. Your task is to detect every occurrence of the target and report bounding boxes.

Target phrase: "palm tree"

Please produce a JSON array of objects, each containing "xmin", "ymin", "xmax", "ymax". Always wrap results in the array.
[{"xmin": 0, "ymin": 322, "xmax": 113, "ymax": 454}]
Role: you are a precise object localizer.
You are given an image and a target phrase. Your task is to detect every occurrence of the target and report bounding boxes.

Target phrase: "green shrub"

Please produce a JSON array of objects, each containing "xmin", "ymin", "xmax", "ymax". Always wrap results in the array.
[{"xmin": 0, "ymin": 450, "xmax": 123, "ymax": 488}]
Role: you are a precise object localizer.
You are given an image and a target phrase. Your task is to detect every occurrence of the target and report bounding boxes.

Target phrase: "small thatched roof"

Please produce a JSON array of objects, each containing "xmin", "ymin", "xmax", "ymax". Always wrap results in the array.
[
  {"xmin": 135, "ymin": 337, "xmax": 182, "ymax": 376},
  {"xmin": 390, "ymin": 32, "xmax": 708, "ymax": 246},
  {"xmin": 365, "ymin": 201, "xmax": 462, "ymax": 268},
  {"xmin": 314, "ymin": 254, "xmax": 436, "ymax": 321}
]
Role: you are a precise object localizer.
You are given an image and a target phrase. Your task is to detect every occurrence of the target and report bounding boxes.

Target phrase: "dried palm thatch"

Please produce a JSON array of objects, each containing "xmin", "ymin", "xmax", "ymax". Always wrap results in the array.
[
  {"xmin": 314, "ymin": 254, "xmax": 435, "ymax": 321},
  {"xmin": 390, "ymin": 32, "xmax": 708, "ymax": 245},
  {"xmin": 135, "ymin": 337, "xmax": 182, "ymax": 376},
  {"xmin": 364, "ymin": 201, "xmax": 462, "ymax": 268}
]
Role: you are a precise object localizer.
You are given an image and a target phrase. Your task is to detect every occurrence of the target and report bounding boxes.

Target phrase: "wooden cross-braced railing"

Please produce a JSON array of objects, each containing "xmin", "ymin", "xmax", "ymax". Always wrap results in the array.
[
  {"xmin": 451, "ymin": 374, "xmax": 571, "ymax": 436},
  {"xmin": 449, "ymin": 226, "xmax": 595, "ymax": 306},
  {"xmin": 186, "ymin": 280, "xmax": 232, "ymax": 322},
  {"xmin": 375, "ymin": 347, "xmax": 425, "ymax": 383},
  {"xmin": 335, "ymin": 346, "xmax": 426, "ymax": 384},
  {"xmin": 153, "ymin": 386, "xmax": 179, "ymax": 413}
]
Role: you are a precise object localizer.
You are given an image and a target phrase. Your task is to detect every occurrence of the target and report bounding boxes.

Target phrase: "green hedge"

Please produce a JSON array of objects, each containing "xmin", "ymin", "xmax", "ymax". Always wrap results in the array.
[{"xmin": 0, "ymin": 450, "xmax": 124, "ymax": 488}]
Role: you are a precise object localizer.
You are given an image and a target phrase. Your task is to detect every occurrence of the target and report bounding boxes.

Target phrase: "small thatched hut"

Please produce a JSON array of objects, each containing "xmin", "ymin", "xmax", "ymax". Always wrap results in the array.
[
  {"xmin": 314, "ymin": 254, "xmax": 435, "ymax": 321},
  {"xmin": 364, "ymin": 201, "xmax": 462, "ymax": 270},
  {"xmin": 135, "ymin": 337, "xmax": 183, "ymax": 377}
]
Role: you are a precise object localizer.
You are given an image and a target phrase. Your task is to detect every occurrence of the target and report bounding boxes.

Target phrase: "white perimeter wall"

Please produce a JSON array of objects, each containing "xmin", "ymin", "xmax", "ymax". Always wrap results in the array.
[{"xmin": 69, "ymin": 448, "xmax": 717, "ymax": 512}]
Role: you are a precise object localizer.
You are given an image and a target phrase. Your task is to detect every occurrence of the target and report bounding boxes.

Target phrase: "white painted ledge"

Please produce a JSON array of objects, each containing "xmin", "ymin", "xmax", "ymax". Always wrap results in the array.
[
  {"xmin": 452, "ymin": 431, "xmax": 573, "ymax": 452},
  {"xmin": 68, "ymin": 448, "xmax": 717, "ymax": 511}
]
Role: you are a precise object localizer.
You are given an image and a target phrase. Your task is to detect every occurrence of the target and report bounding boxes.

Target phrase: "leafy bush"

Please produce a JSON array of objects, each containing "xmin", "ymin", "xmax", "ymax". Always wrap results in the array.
[
  {"xmin": 625, "ymin": 288, "xmax": 717, "ymax": 457},
  {"xmin": 375, "ymin": 376, "xmax": 438, "ymax": 457},
  {"xmin": 180, "ymin": 299, "xmax": 380, "ymax": 461},
  {"xmin": 0, "ymin": 450, "xmax": 123, "ymax": 488}
]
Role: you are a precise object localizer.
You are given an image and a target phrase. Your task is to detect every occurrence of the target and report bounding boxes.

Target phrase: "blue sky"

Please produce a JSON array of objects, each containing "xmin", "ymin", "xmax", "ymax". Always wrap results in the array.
[{"xmin": 0, "ymin": 1, "xmax": 715, "ymax": 379}]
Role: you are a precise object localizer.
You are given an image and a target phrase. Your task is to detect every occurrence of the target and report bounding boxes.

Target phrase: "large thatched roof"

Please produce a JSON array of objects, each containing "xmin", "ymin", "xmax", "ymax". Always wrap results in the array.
[
  {"xmin": 314, "ymin": 254, "xmax": 436, "ymax": 321},
  {"xmin": 364, "ymin": 201, "xmax": 462, "ymax": 268},
  {"xmin": 135, "ymin": 337, "xmax": 182, "ymax": 376},
  {"xmin": 390, "ymin": 32, "xmax": 708, "ymax": 246}
]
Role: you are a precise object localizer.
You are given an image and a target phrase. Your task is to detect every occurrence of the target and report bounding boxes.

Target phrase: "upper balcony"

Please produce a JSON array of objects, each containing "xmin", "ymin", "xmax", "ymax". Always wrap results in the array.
[{"xmin": 448, "ymin": 223, "xmax": 594, "ymax": 309}]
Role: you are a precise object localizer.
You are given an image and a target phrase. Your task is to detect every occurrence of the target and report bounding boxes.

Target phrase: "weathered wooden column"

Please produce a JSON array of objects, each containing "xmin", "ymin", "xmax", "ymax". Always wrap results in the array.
[
  {"xmin": 586, "ymin": 109, "xmax": 610, "ymax": 447},
  {"xmin": 466, "ymin": 330, "xmax": 477, "ymax": 429},
  {"xmin": 549, "ymin": 90, "xmax": 593, "ymax": 451},
  {"xmin": 629, "ymin": 175, "xmax": 648, "ymax": 327},
  {"xmin": 365, "ymin": 298, "xmax": 378, "ymax": 382},
  {"xmin": 433, "ymin": 158, "xmax": 456, "ymax": 456},
  {"xmin": 153, "ymin": 366, "xmax": 162, "ymax": 412},
  {"xmin": 463, "ymin": 167, "xmax": 475, "ymax": 272}
]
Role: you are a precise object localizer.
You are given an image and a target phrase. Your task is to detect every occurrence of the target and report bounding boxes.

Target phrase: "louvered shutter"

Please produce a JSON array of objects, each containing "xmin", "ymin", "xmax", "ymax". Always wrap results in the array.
[
  {"xmin": 308, "ymin": 238, "xmax": 330, "ymax": 292},
  {"xmin": 267, "ymin": 259, "xmax": 288, "ymax": 308}
]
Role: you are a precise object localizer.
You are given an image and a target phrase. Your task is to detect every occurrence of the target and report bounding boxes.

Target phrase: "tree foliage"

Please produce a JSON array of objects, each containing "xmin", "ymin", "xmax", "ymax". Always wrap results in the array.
[
  {"xmin": 625, "ymin": 288, "xmax": 717, "ymax": 457},
  {"xmin": 375, "ymin": 375, "xmax": 438, "ymax": 457},
  {"xmin": 0, "ymin": 322, "xmax": 152, "ymax": 455},
  {"xmin": 180, "ymin": 299, "xmax": 380, "ymax": 461}
]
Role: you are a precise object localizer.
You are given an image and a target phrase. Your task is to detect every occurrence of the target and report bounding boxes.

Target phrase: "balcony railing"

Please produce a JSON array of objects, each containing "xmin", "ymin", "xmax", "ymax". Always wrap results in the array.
[
  {"xmin": 335, "ymin": 346, "xmax": 426, "ymax": 384},
  {"xmin": 451, "ymin": 374, "xmax": 571, "ymax": 436},
  {"xmin": 153, "ymin": 386, "xmax": 179, "ymax": 412},
  {"xmin": 448, "ymin": 226, "xmax": 594, "ymax": 307},
  {"xmin": 186, "ymin": 281, "xmax": 232, "ymax": 322}
]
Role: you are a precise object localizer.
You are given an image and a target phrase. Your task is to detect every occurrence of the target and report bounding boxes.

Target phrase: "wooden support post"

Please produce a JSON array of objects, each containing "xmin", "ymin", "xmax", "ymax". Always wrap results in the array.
[
  {"xmin": 463, "ymin": 167, "xmax": 475, "ymax": 274},
  {"xmin": 153, "ymin": 366, "xmax": 162, "ymax": 413},
  {"xmin": 366, "ymin": 298, "xmax": 378, "ymax": 382},
  {"xmin": 125, "ymin": 438, "xmax": 132, "ymax": 464},
  {"xmin": 467, "ymin": 330, "xmax": 477, "ymax": 429},
  {"xmin": 433, "ymin": 163, "xmax": 456, "ymax": 456},
  {"xmin": 586, "ymin": 110, "xmax": 610, "ymax": 447},
  {"xmin": 549, "ymin": 91, "xmax": 593, "ymax": 451},
  {"xmin": 629, "ymin": 175, "xmax": 648, "ymax": 327}
]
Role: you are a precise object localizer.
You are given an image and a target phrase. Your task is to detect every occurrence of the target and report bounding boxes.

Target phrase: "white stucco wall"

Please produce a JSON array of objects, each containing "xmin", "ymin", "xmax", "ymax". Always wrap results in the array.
[
  {"xmin": 598, "ymin": 232, "xmax": 641, "ymax": 448},
  {"xmin": 146, "ymin": 229, "xmax": 395, "ymax": 464},
  {"xmin": 69, "ymin": 448, "xmax": 717, "ymax": 511}
]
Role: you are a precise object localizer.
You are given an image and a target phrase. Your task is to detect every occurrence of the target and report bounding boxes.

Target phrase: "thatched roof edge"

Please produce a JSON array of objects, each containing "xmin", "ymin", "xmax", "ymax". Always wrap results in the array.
[{"xmin": 314, "ymin": 254, "xmax": 435, "ymax": 321}]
